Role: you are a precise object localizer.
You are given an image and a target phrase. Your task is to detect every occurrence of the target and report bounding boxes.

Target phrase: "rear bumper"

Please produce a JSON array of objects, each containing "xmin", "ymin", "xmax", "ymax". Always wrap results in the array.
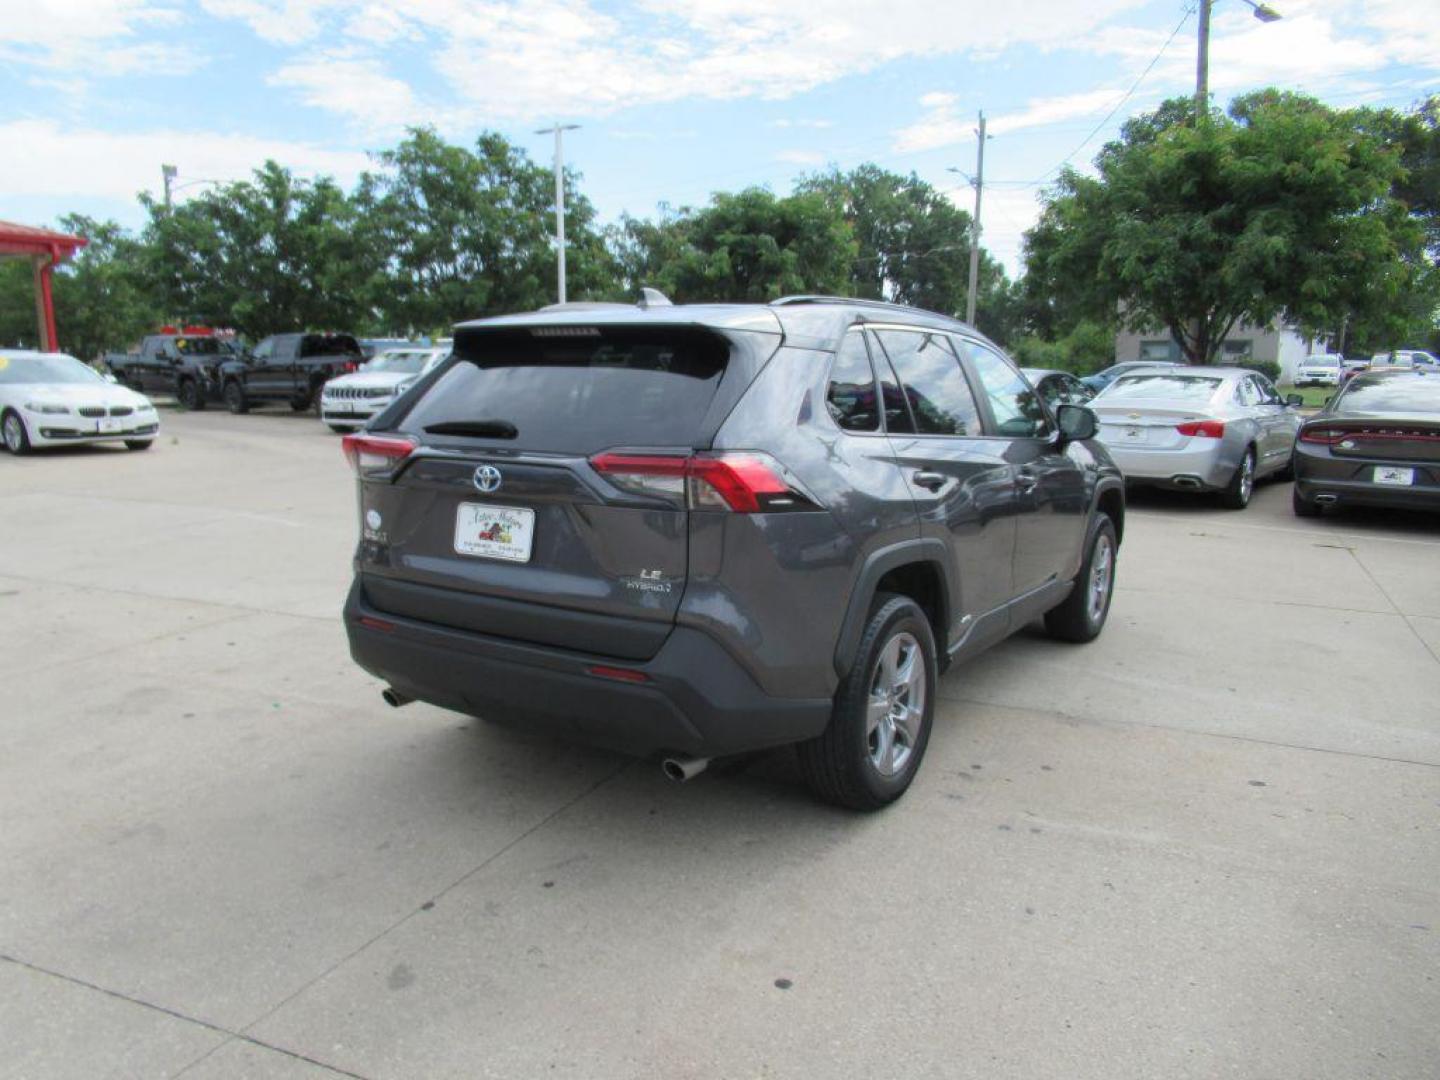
[
  {"xmin": 1295, "ymin": 474, "xmax": 1440, "ymax": 512},
  {"xmin": 343, "ymin": 578, "xmax": 831, "ymax": 757},
  {"xmin": 1102, "ymin": 441, "xmax": 1232, "ymax": 490}
]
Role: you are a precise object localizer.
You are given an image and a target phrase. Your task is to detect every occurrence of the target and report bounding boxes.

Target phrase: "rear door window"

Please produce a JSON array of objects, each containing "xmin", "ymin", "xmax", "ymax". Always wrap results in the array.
[
  {"xmin": 399, "ymin": 327, "xmax": 729, "ymax": 455},
  {"xmin": 872, "ymin": 329, "xmax": 981, "ymax": 436},
  {"xmin": 825, "ymin": 331, "xmax": 880, "ymax": 432}
]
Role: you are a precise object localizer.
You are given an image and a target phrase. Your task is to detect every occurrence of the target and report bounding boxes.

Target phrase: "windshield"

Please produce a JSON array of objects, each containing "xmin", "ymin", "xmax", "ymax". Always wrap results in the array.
[
  {"xmin": 399, "ymin": 327, "xmax": 729, "ymax": 454},
  {"xmin": 1303, "ymin": 355, "xmax": 1339, "ymax": 367},
  {"xmin": 1334, "ymin": 376, "xmax": 1440, "ymax": 415},
  {"xmin": 363, "ymin": 350, "xmax": 433, "ymax": 374},
  {"xmin": 0, "ymin": 354, "xmax": 106, "ymax": 386},
  {"xmin": 1099, "ymin": 374, "xmax": 1223, "ymax": 403},
  {"xmin": 173, "ymin": 337, "xmax": 224, "ymax": 355}
]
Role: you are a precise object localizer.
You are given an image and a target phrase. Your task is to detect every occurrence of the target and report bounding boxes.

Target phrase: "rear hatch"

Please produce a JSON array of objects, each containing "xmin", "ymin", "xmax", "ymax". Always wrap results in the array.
[{"xmin": 352, "ymin": 323, "xmax": 774, "ymax": 660}]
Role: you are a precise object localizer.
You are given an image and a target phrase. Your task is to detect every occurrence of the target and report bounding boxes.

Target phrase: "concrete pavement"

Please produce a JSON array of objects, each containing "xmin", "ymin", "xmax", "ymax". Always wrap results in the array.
[{"xmin": 2, "ymin": 409, "xmax": 1437, "ymax": 1079}]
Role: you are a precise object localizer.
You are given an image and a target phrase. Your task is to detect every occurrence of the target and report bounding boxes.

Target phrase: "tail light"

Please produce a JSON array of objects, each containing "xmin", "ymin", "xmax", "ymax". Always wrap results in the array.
[
  {"xmin": 589, "ymin": 451, "xmax": 819, "ymax": 512},
  {"xmin": 1176, "ymin": 419, "xmax": 1225, "ymax": 438},
  {"xmin": 1299, "ymin": 427, "xmax": 1344, "ymax": 445},
  {"xmin": 342, "ymin": 433, "xmax": 416, "ymax": 476}
]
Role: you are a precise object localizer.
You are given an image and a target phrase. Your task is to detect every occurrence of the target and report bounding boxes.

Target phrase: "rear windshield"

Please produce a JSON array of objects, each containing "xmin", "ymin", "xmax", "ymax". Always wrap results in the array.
[
  {"xmin": 1101, "ymin": 375, "xmax": 1223, "ymax": 403},
  {"xmin": 301, "ymin": 334, "xmax": 361, "ymax": 358},
  {"xmin": 1334, "ymin": 377, "xmax": 1440, "ymax": 415},
  {"xmin": 398, "ymin": 327, "xmax": 729, "ymax": 454}
]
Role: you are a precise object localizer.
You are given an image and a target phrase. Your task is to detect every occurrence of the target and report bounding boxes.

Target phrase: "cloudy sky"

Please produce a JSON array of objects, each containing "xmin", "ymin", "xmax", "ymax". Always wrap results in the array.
[{"xmin": 2, "ymin": 0, "xmax": 1436, "ymax": 275}]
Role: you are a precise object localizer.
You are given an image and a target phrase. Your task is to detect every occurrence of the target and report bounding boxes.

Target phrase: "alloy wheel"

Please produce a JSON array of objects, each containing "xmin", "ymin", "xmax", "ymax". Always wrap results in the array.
[
  {"xmin": 866, "ymin": 631, "xmax": 926, "ymax": 777},
  {"xmin": 3, "ymin": 415, "xmax": 22, "ymax": 452},
  {"xmin": 1088, "ymin": 533, "xmax": 1114, "ymax": 625}
]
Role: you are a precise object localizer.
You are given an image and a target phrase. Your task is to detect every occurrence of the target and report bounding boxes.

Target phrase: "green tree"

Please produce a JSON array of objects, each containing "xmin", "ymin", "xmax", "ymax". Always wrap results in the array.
[
  {"xmin": 616, "ymin": 187, "xmax": 856, "ymax": 302},
  {"xmin": 355, "ymin": 128, "xmax": 617, "ymax": 333},
  {"xmin": 1022, "ymin": 91, "xmax": 1427, "ymax": 364},
  {"xmin": 797, "ymin": 165, "xmax": 1017, "ymax": 338},
  {"xmin": 142, "ymin": 162, "xmax": 374, "ymax": 338},
  {"xmin": 51, "ymin": 215, "xmax": 161, "ymax": 359},
  {"xmin": 0, "ymin": 259, "xmax": 37, "ymax": 349}
]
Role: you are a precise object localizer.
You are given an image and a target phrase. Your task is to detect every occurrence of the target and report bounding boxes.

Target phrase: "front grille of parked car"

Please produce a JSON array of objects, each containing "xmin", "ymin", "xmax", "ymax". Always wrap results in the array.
[
  {"xmin": 109, "ymin": 406, "xmax": 133, "ymax": 417},
  {"xmin": 327, "ymin": 386, "xmax": 392, "ymax": 400},
  {"xmin": 78, "ymin": 407, "xmax": 106, "ymax": 418}
]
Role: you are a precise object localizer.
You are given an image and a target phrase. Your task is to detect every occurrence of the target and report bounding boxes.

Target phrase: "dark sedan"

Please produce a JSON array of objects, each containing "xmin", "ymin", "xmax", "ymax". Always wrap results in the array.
[
  {"xmin": 1293, "ymin": 369, "xmax": 1440, "ymax": 517},
  {"xmin": 1022, "ymin": 368, "xmax": 1096, "ymax": 413}
]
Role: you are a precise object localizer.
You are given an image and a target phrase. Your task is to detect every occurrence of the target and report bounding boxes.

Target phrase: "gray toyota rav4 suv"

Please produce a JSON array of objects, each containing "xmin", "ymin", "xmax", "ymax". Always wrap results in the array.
[{"xmin": 343, "ymin": 295, "xmax": 1124, "ymax": 809}]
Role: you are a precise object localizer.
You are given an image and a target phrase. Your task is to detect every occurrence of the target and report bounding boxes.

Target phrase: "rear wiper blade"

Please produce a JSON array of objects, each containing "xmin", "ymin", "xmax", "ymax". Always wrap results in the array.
[{"xmin": 423, "ymin": 419, "xmax": 518, "ymax": 439}]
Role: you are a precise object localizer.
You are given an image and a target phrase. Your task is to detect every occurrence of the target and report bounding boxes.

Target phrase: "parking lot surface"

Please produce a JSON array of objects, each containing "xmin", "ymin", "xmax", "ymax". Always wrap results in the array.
[{"xmin": 3, "ymin": 408, "xmax": 1438, "ymax": 1079}]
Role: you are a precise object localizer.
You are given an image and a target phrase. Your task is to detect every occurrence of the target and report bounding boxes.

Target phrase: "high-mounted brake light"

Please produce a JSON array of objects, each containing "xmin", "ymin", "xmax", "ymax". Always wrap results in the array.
[
  {"xmin": 342, "ymin": 433, "xmax": 417, "ymax": 475},
  {"xmin": 589, "ymin": 451, "xmax": 816, "ymax": 512},
  {"xmin": 1176, "ymin": 419, "xmax": 1225, "ymax": 438}
]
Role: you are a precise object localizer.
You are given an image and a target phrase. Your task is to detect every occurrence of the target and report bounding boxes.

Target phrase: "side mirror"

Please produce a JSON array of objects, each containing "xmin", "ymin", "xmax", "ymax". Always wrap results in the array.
[
  {"xmin": 1285, "ymin": 393, "xmax": 1303, "ymax": 407},
  {"xmin": 1056, "ymin": 403, "xmax": 1098, "ymax": 442}
]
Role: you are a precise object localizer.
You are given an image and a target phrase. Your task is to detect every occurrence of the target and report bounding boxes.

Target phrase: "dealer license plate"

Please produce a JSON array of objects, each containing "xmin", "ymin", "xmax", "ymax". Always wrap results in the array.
[
  {"xmin": 454, "ymin": 503, "xmax": 535, "ymax": 562},
  {"xmin": 97, "ymin": 417, "xmax": 122, "ymax": 434},
  {"xmin": 1121, "ymin": 426, "xmax": 1146, "ymax": 442},
  {"xmin": 1373, "ymin": 466, "xmax": 1414, "ymax": 486}
]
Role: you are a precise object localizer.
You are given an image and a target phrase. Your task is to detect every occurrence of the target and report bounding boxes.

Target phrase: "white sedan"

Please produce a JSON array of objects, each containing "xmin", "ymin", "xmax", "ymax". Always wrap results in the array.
[
  {"xmin": 0, "ymin": 350, "xmax": 160, "ymax": 455},
  {"xmin": 319, "ymin": 346, "xmax": 448, "ymax": 432}
]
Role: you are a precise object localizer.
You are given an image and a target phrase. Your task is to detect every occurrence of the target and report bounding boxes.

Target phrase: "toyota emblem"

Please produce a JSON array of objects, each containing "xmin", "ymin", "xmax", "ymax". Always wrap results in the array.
[{"xmin": 473, "ymin": 465, "xmax": 502, "ymax": 494}]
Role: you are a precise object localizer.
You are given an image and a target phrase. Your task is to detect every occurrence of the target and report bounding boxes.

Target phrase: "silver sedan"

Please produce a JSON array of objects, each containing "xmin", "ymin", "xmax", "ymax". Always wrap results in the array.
[{"xmin": 1089, "ymin": 367, "xmax": 1303, "ymax": 509}]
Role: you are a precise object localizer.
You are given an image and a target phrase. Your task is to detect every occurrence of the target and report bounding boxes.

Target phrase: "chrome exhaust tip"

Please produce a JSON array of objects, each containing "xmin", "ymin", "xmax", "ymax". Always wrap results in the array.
[
  {"xmin": 1313, "ymin": 493, "xmax": 1338, "ymax": 505},
  {"xmin": 1172, "ymin": 475, "xmax": 1204, "ymax": 490},
  {"xmin": 381, "ymin": 687, "xmax": 414, "ymax": 708},
  {"xmin": 661, "ymin": 756, "xmax": 710, "ymax": 782}
]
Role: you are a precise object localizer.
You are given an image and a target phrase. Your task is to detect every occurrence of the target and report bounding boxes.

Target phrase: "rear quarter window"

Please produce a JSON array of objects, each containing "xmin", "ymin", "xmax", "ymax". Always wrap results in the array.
[{"xmin": 398, "ymin": 327, "xmax": 729, "ymax": 454}]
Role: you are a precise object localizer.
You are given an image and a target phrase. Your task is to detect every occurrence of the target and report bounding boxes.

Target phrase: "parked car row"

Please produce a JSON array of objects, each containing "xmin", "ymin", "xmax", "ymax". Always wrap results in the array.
[{"xmin": 108, "ymin": 331, "xmax": 365, "ymax": 414}]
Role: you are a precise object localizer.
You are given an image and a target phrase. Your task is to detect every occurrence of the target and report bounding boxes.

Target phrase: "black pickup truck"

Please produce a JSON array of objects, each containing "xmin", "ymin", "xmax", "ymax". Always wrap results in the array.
[
  {"xmin": 216, "ymin": 332, "xmax": 363, "ymax": 414},
  {"xmin": 106, "ymin": 334, "xmax": 238, "ymax": 410}
]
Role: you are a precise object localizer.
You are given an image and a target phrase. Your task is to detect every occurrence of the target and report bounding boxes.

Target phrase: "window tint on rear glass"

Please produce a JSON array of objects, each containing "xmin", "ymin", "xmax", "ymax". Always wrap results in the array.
[
  {"xmin": 399, "ymin": 328, "xmax": 728, "ymax": 454},
  {"xmin": 967, "ymin": 343, "xmax": 1050, "ymax": 438},
  {"xmin": 1103, "ymin": 375, "xmax": 1223, "ymax": 404},
  {"xmin": 1334, "ymin": 377, "xmax": 1440, "ymax": 415},
  {"xmin": 826, "ymin": 332, "xmax": 880, "ymax": 432},
  {"xmin": 872, "ymin": 329, "xmax": 980, "ymax": 436}
]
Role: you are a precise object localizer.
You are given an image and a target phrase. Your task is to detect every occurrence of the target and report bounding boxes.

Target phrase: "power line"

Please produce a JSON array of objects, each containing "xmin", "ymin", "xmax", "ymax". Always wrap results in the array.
[{"xmin": 1022, "ymin": 3, "xmax": 1197, "ymax": 189}]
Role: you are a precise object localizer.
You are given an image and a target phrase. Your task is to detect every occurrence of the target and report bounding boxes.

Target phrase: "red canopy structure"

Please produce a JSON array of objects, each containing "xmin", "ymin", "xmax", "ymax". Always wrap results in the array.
[{"xmin": 0, "ymin": 220, "xmax": 88, "ymax": 352}]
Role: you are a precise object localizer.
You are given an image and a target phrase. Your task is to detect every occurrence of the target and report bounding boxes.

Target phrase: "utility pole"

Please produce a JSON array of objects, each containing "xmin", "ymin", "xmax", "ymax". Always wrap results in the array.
[
  {"xmin": 162, "ymin": 164, "xmax": 178, "ymax": 212},
  {"xmin": 1195, "ymin": 1, "xmax": 1211, "ymax": 119},
  {"xmin": 535, "ymin": 123, "xmax": 580, "ymax": 304},
  {"xmin": 965, "ymin": 111, "xmax": 987, "ymax": 326}
]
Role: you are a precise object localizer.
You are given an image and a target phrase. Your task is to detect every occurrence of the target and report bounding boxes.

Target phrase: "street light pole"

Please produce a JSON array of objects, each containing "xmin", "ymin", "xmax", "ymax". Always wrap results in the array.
[
  {"xmin": 535, "ymin": 123, "xmax": 580, "ymax": 304},
  {"xmin": 1196, "ymin": 0, "xmax": 1283, "ymax": 119},
  {"xmin": 964, "ymin": 111, "xmax": 987, "ymax": 327},
  {"xmin": 162, "ymin": 164, "xmax": 177, "ymax": 212}
]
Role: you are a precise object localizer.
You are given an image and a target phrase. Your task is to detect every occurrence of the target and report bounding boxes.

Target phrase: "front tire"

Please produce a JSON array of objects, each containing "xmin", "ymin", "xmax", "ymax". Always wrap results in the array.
[
  {"xmin": 1219, "ymin": 447, "xmax": 1255, "ymax": 510},
  {"xmin": 224, "ymin": 380, "xmax": 249, "ymax": 414},
  {"xmin": 1045, "ymin": 515, "xmax": 1117, "ymax": 643},
  {"xmin": 2, "ymin": 409, "xmax": 32, "ymax": 455},
  {"xmin": 796, "ymin": 593, "xmax": 937, "ymax": 811},
  {"xmin": 124, "ymin": 439, "xmax": 153, "ymax": 451},
  {"xmin": 176, "ymin": 378, "xmax": 205, "ymax": 411}
]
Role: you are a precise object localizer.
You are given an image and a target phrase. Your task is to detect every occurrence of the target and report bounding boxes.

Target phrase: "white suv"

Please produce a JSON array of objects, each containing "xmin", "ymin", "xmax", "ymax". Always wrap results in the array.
[
  {"xmin": 1293, "ymin": 354, "xmax": 1343, "ymax": 387},
  {"xmin": 320, "ymin": 347, "xmax": 448, "ymax": 432}
]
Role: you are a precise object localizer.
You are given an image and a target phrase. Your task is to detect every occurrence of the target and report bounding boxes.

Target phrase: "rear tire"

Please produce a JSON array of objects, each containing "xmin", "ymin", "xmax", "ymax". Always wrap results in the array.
[
  {"xmin": 1219, "ymin": 447, "xmax": 1255, "ymax": 510},
  {"xmin": 1045, "ymin": 515, "xmax": 1117, "ymax": 643},
  {"xmin": 176, "ymin": 378, "xmax": 205, "ymax": 411},
  {"xmin": 1292, "ymin": 486, "xmax": 1321, "ymax": 518},
  {"xmin": 2, "ymin": 409, "xmax": 32, "ymax": 455},
  {"xmin": 224, "ymin": 380, "xmax": 249, "ymax": 414},
  {"xmin": 796, "ymin": 593, "xmax": 936, "ymax": 811},
  {"xmin": 290, "ymin": 395, "xmax": 311, "ymax": 412}
]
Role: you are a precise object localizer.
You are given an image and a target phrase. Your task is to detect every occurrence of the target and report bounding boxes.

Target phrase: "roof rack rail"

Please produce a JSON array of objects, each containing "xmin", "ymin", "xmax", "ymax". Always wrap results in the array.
[
  {"xmin": 536, "ymin": 301, "xmax": 634, "ymax": 312},
  {"xmin": 769, "ymin": 295, "xmax": 962, "ymax": 322}
]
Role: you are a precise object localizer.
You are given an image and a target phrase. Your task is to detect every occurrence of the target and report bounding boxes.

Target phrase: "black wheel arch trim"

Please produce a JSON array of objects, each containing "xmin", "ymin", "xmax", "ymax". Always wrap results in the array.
[{"xmin": 833, "ymin": 538, "xmax": 953, "ymax": 680}]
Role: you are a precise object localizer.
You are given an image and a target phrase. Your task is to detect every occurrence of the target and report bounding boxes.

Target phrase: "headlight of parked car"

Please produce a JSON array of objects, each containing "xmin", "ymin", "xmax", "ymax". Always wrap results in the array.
[{"xmin": 24, "ymin": 402, "xmax": 69, "ymax": 414}]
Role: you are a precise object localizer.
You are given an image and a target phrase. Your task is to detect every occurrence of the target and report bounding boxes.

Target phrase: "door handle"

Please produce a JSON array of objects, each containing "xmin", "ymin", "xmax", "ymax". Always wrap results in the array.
[{"xmin": 911, "ymin": 470, "xmax": 947, "ymax": 491}]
